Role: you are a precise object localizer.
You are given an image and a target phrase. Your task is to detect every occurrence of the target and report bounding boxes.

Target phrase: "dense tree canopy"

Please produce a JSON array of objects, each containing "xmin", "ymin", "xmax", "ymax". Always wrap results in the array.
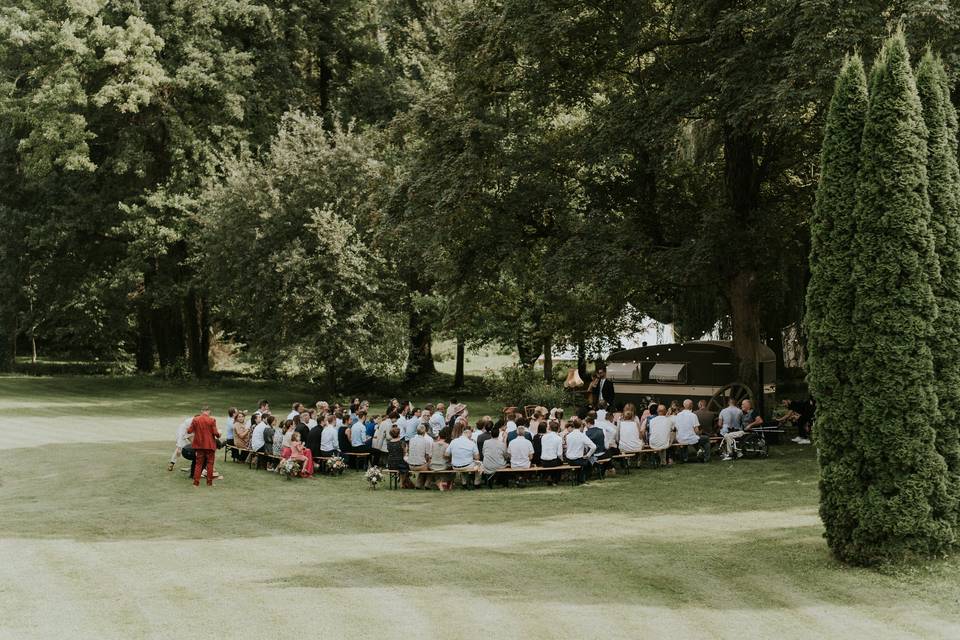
[{"xmin": 1, "ymin": 1, "xmax": 960, "ymax": 394}]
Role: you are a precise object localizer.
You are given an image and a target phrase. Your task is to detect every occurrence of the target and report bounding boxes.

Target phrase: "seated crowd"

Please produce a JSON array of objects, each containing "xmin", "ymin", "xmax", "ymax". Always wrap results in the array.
[{"xmin": 171, "ymin": 393, "xmax": 807, "ymax": 487}]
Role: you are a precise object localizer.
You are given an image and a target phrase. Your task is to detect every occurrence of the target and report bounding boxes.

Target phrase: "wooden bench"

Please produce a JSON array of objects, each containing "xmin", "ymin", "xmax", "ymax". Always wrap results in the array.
[
  {"xmin": 343, "ymin": 451, "xmax": 372, "ymax": 470},
  {"xmin": 223, "ymin": 444, "xmax": 281, "ymax": 471},
  {"xmin": 387, "ymin": 465, "xmax": 578, "ymax": 489}
]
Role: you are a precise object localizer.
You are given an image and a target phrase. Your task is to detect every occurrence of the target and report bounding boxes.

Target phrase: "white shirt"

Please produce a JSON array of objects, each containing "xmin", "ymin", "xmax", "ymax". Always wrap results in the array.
[
  {"xmin": 596, "ymin": 418, "xmax": 617, "ymax": 448},
  {"xmin": 618, "ymin": 419, "xmax": 642, "ymax": 453},
  {"xmin": 307, "ymin": 418, "xmax": 318, "ymax": 429},
  {"xmin": 286, "ymin": 410, "xmax": 300, "ymax": 421},
  {"xmin": 429, "ymin": 411, "xmax": 445, "ymax": 436},
  {"xmin": 596, "ymin": 409, "xmax": 607, "ymax": 422},
  {"xmin": 374, "ymin": 419, "xmax": 392, "ymax": 452},
  {"xmin": 565, "ymin": 430, "xmax": 597, "ymax": 460},
  {"xmin": 320, "ymin": 425, "xmax": 339, "ymax": 451},
  {"xmin": 506, "ymin": 420, "xmax": 517, "ymax": 433},
  {"xmin": 649, "ymin": 416, "xmax": 674, "ymax": 450},
  {"xmin": 448, "ymin": 436, "xmax": 479, "ymax": 467},
  {"xmin": 508, "ymin": 436, "xmax": 534, "ymax": 468},
  {"xmin": 175, "ymin": 418, "xmax": 193, "ymax": 449},
  {"xmin": 675, "ymin": 410, "xmax": 701, "ymax": 445},
  {"xmin": 251, "ymin": 423, "xmax": 267, "ymax": 450},
  {"xmin": 540, "ymin": 432, "xmax": 563, "ymax": 461}
]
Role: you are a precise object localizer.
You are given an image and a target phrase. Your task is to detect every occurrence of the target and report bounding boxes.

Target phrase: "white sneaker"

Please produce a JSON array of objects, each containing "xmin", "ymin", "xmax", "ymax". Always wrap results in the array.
[
  {"xmin": 721, "ymin": 454, "xmax": 732, "ymax": 461},
  {"xmin": 791, "ymin": 436, "xmax": 802, "ymax": 443},
  {"xmin": 796, "ymin": 438, "xmax": 811, "ymax": 445}
]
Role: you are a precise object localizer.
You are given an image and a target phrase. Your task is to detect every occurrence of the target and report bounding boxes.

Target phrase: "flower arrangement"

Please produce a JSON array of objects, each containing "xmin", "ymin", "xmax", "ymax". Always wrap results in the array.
[
  {"xmin": 365, "ymin": 466, "xmax": 384, "ymax": 489},
  {"xmin": 277, "ymin": 458, "xmax": 302, "ymax": 480},
  {"xmin": 327, "ymin": 455, "xmax": 347, "ymax": 474}
]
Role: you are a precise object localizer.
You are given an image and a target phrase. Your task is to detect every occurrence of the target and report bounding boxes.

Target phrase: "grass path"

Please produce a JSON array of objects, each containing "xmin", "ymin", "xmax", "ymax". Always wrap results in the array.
[{"xmin": 1, "ymin": 376, "xmax": 958, "ymax": 639}]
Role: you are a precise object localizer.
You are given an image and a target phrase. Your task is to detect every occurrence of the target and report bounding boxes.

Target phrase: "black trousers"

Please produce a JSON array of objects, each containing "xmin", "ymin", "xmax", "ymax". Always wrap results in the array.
[
  {"xmin": 566, "ymin": 457, "xmax": 592, "ymax": 484},
  {"xmin": 182, "ymin": 446, "xmax": 197, "ymax": 477},
  {"xmin": 540, "ymin": 457, "xmax": 563, "ymax": 483}
]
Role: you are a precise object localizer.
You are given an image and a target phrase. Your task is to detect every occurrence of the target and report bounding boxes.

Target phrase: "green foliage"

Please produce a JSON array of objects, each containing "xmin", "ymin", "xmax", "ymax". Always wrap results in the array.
[
  {"xmin": 849, "ymin": 33, "xmax": 954, "ymax": 563},
  {"xmin": 917, "ymin": 51, "xmax": 960, "ymax": 528},
  {"xmin": 484, "ymin": 365, "xmax": 572, "ymax": 410},
  {"xmin": 201, "ymin": 113, "xmax": 406, "ymax": 381},
  {"xmin": 806, "ymin": 55, "xmax": 868, "ymax": 560}
]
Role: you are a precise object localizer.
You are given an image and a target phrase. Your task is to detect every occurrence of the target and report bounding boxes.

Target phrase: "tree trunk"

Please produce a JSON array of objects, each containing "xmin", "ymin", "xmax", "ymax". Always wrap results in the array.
[
  {"xmin": 725, "ymin": 271, "xmax": 763, "ymax": 398},
  {"xmin": 577, "ymin": 338, "xmax": 587, "ymax": 380},
  {"xmin": 517, "ymin": 336, "xmax": 541, "ymax": 368},
  {"xmin": 0, "ymin": 306, "xmax": 15, "ymax": 372},
  {"xmin": 152, "ymin": 303, "xmax": 186, "ymax": 369},
  {"xmin": 454, "ymin": 334, "xmax": 465, "ymax": 388},
  {"xmin": 405, "ymin": 308, "xmax": 436, "ymax": 379},
  {"xmin": 135, "ymin": 299, "xmax": 155, "ymax": 373},
  {"xmin": 721, "ymin": 127, "xmax": 768, "ymax": 405},
  {"xmin": 185, "ymin": 289, "xmax": 210, "ymax": 377},
  {"xmin": 542, "ymin": 336, "xmax": 553, "ymax": 381},
  {"xmin": 326, "ymin": 363, "xmax": 337, "ymax": 394}
]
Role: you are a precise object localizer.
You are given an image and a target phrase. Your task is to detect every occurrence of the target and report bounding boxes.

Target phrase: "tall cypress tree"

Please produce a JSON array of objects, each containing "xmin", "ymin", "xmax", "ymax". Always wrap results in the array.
[
  {"xmin": 850, "ymin": 32, "xmax": 954, "ymax": 564},
  {"xmin": 806, "ymin": 54, "xmax": 868, "ymax": 561},
  {"xmin": 917, "ymin": 51, "xmax": 960, "ymax": 528}
]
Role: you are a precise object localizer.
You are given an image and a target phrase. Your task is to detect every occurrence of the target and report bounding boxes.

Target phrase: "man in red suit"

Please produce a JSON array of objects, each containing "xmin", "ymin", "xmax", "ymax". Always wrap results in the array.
[{"xmin": 188, "ymin": 405, "xmax": 221, "ymax": 487}]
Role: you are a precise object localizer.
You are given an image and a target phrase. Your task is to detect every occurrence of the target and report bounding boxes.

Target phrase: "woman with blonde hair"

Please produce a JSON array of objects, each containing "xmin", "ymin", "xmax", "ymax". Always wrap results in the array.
[{"xmin": 618, "ymin": 403, "xmax": 643, "ymax": 454}]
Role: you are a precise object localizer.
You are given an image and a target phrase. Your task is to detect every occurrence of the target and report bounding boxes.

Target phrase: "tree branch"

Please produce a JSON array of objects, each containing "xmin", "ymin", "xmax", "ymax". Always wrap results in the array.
[{"xmin": 635, "ymin": 34, "xmax": 709, "ymax": 56}]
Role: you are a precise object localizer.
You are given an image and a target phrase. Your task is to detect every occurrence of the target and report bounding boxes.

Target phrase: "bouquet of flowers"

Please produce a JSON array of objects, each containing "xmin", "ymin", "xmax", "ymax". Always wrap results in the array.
[
  {"xmin": 277, "ymin": 458, "xmax": 302, "ymax": 480},
  {"xmin": 327, "ymin": 455, "xmax": 347, "ymax": 474},
  {"xmin": 365, "ymin": 466, "xmax": 384, "ymax": 489}
]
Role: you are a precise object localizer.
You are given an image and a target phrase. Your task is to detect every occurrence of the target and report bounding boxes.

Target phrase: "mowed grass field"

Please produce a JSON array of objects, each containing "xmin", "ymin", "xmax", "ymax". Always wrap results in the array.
[{"xmin": 1, "ymin": 376, "xmax": 959, "ymax": 640}]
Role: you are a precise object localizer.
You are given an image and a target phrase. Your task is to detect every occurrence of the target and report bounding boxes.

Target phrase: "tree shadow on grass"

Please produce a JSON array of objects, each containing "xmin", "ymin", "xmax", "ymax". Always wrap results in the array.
[{"xmin": 261, "ymin": 532, "xmax": 960, "ymax": 618}]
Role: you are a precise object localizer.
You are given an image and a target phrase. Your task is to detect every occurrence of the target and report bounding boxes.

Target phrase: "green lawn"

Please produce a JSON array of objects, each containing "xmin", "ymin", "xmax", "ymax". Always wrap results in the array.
[{"xmin": 1, "ymin": 375, "xmax": 958, "ymax": 639}]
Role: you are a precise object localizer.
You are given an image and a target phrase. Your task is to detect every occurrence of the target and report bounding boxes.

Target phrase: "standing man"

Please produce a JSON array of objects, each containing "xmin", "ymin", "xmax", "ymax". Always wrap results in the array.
[
  {"xmin": 589, "ymin": 365, "xmax": 616, "ymax": 410},
  {"xmin": 188, "ymin": 405, "xmax": 220, "ymax": 487}
]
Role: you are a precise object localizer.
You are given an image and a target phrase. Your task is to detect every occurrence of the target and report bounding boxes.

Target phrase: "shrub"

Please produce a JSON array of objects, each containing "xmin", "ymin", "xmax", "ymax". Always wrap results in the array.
[{"xmin": 484, "ymin": 365, "xmax": 572, "ymax": 409}]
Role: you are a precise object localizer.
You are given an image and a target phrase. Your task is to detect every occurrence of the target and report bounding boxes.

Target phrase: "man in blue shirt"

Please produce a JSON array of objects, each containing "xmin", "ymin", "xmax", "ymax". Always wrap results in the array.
[{"xmin": 404, "ymin": 408, "xmax": 423, "ymax": 441}]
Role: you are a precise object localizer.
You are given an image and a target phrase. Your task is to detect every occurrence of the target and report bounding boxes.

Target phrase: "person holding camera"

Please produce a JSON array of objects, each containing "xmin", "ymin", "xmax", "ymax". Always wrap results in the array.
[{"xmin": 188, "ymin": 405, "xmax": 221, "ymax": 487}]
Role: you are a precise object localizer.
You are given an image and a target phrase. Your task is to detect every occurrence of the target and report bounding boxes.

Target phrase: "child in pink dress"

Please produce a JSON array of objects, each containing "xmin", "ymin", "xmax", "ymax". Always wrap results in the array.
[{"xmin": 289, "ymin": 432, "xmax": 314, "ymax": 477}]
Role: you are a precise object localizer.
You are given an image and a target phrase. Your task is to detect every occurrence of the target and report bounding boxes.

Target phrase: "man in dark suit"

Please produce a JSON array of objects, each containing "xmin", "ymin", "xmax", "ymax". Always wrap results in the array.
[{"xmin": 590, "ymin": 366, "xmax": 616, "ymax": 409}]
